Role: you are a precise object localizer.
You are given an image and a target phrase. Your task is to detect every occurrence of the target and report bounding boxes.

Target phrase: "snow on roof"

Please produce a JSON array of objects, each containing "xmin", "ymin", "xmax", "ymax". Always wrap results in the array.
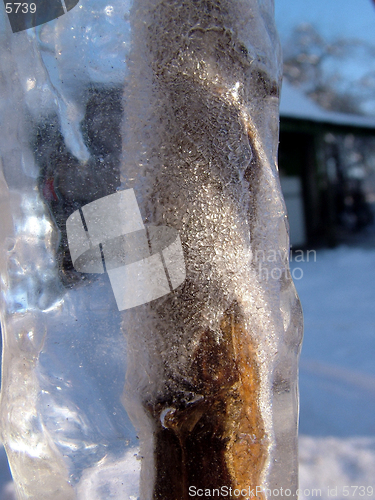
[{"xmin": 279, "ymin": 80, "xmax": 375, "ymax": 131}]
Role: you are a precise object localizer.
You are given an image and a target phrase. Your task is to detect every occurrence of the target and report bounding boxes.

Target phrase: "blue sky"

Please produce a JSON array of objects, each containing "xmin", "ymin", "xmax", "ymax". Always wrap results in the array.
[
  {"xmin": 275, "ymin": 0, "xmax": 375, "ymax": 45},
  {"xmin": 275, "ymin": 0, "xmax": 375, "ymax": 114}
]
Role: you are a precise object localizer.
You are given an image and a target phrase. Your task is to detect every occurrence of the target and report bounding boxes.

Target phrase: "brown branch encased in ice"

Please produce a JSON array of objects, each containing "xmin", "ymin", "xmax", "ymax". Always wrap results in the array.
[{"xmin": 122, "ymin": 1, "xmax": 303, "ymax": 498}]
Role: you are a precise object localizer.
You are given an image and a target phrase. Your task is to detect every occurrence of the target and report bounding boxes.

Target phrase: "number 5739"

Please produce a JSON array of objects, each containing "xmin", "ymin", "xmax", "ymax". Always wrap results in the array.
[
  {"xmin": 5, "ymin": 3, "xmax": 37, "ymax": 13},
  {"xmin": 343, "ymin": 486, "xmax": 374, "ymax": 496}
]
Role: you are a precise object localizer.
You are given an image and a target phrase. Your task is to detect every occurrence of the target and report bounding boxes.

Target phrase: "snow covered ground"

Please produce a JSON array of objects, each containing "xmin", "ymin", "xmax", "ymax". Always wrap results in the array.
[
  {"xmin": 1, "ymin": 245, "xmax": 374, "ymax": 498},
  {"xmin": 292, "ymin": 245, "xmax": 375, "ymax": 499}
]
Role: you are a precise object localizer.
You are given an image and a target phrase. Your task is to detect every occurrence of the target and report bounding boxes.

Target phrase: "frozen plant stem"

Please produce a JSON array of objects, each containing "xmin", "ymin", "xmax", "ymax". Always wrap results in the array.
[{"xmin": 122, "ymin": 0, "xmax": 303, "ymax": 498}]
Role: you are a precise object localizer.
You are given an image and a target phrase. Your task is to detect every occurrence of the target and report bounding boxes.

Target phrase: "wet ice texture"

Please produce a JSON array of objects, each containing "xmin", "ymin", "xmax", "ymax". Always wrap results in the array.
[
  {"xmin": 122, "ymin": 0, "xmax": 302, "ymax": 497},
  {"xmin": 0, "ymin": 1, "xmax": 138, "ymax": 498},
  {"xmin": 0, "ymin": 0, "xmax": 302, "ymax": 499}
]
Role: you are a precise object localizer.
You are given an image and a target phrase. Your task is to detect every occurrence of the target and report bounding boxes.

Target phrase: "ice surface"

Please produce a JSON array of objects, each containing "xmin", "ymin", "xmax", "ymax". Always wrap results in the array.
[
  {"xmin": 0, "ymin": 2, "xmax": 137, "ymax": 497},
  {"xmin": 2, "ymin": 244, "xmax": 375, "ymax": 497},
  {"xmin": 0, "ymin": 0, "xmax": 302, "ymax": 498},
  {"xmin": 120, "ymin": 0, "xmax": 302, "ymax": 497}
]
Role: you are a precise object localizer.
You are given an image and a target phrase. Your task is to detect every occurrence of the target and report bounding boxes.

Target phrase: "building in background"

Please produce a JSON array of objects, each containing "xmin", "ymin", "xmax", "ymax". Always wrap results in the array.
[
  {"xmin": 279, "ymin": 81, "xmax": 375, "ymax": 247},
  {"xmin": 275, "ymin": 0, "xmax": 375, "ymax": 247}
]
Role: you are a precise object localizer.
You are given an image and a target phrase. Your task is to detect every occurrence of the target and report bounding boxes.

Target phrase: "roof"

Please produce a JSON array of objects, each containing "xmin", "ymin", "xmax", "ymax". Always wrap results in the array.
[{"xmin": 279, "ymin": 80, "xmax": 375, "ymax": 131}]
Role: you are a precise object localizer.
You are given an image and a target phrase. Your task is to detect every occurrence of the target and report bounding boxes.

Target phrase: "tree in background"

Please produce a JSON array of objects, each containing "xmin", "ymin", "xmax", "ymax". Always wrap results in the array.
[{"xmin": 283, "ymin": 23, "xmax": 375, "ymax": 116}]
